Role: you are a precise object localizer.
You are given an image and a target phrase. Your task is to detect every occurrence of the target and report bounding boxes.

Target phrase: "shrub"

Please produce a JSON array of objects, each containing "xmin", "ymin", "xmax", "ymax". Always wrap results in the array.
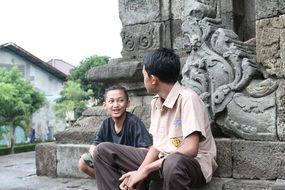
[{"xmin": 0, "ymin": 143, "xmax": 36, "ymax": 156}]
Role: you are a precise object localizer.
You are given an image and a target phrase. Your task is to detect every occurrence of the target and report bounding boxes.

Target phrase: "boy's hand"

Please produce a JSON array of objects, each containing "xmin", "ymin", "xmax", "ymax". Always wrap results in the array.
[{"xmin": 119, "ymin": 170, "xmax": 148, "ymax": 190}]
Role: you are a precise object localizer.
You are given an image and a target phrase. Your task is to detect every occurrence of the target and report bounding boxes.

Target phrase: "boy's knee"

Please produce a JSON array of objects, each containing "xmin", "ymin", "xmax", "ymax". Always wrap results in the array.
[
  {"xmin": 162, "ymin": 153, "xmax": 187, "ymax": 177},
  {"xmin": 93, "ymin": 142, "xmax": 115, "ymax": 159},
  {"xmin": 163, "ymin": 153, "xmax": 183, "ymax": 167}
]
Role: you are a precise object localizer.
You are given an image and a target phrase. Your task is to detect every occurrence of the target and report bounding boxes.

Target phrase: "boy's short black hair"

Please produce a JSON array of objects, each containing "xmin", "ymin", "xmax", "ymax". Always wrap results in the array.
[
  {"xmin": 143, "ymin": 48, "xmax": 180, "ymax": 84},
  {"xmin": 104, "ymin": 85, "xmax": 129, "ymax": 101}
]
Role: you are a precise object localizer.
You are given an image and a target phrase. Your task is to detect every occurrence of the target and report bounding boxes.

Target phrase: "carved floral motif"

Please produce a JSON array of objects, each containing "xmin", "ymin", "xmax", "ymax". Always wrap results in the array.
[{"xmin": 181, "ymin": 0, "xmax": 278, "ymax": 141}]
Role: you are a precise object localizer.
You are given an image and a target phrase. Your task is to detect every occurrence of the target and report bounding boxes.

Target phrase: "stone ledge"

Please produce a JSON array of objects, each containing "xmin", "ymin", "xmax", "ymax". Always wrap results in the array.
[
  {"xmin": 57, "ymin": 144, "xmax": 89, "ymax": 178},
  {"xmin": 35, "ymin": 142, "xmax": 57, "ymax": 177},
  {"xmin": 35, "ymin": 139, "xmax": 285, "ymax": 188}
]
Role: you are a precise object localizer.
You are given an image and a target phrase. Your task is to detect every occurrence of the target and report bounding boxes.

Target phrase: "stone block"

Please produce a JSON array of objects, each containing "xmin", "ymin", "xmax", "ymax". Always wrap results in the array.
[
  {"xmin": 35, "ymin": 142, "xmax": 57, "ymax": 177},
  {"xmin": 256, "ymin": 16, "xmax": 285, "ymax": 78},
  {"xmin": 119, "ymin": 0, "xmax": 170, "ymax": 26},
  {"xmin": 57, "ymin": 144, "xmax": 90, "ymax": 178},
  {"xmin": 54, "ymin": 125, "xmax": 98, "ymax": 144},
  {"xmin": 224, "ymin": 179, "xmax": 275, "ymax": 190},
  {"xmin": 171, "ymin": 0, "xmax": 184, "ymax": 20},
  {"xmin": 171, "ymin": 19, "xmax": 183, "ymax": 49},
  {"xmin": 256, "ymin": 0, "xmax": 279, "ymax": 20},
  {"xmin": 193, "ymin": 178, "xmax": 233, "ymax": 190},
  {"xmin": 232, "ymin": 140, "xmax": 285, "ymax": 179},
  {"xmin": 129, "ymin": 96, "xmax": 143, "ymax": 107},
  {"xmin": 213, "ymin": 138, "xmax": 232, "ymax": 178},
  {"xmin": 53, "ymin": 107, "xmax": 108, "ymax": 144},
  {"xmin": 87, "ymin": 60, "xmax": 143, "ymax": 83},
  {"xmin": 132, "ymin": 105, "xmax": 151, "ymax": 129},
  {"xmin": 120, "ymin": 22, "xmax": 171, "ymax": 59},
  {"xmin": 280, "ymin": 0, "xmax": 285, "ymax": 15},
  {"xmin": 119, "ymin": 82, "xmax": 146, "ymax": 96},
  {"xmin": 277, "ymin": 80, "xmax": 285, "ymax": 141},
  {"xmin": 272, "ymin": 179, "xmax": 285, "ymax": 190},
  {"xmin": 142, "ymin": 95, "xmax": 153, "ymax": 106},
  {"xmin": 218, "ymin": 0, "xmax": 234, "ymax": 30},
  {"xmin": 81, "ymin": 106, "xmax": 106, "ymax": 117}
]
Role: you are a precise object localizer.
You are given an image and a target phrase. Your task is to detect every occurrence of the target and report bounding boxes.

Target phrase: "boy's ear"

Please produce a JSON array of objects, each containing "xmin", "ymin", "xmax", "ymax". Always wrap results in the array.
[
  {"xmin": 127, "ymin": 100, "xmax": 130, "ymax": 108},
  {"xmin": 151, "ymin": 75, "xmax": 158, "ymax": 85},
  {"xmin": 103, "ymin": 101, "xmax": 107, "ymax": 109}
]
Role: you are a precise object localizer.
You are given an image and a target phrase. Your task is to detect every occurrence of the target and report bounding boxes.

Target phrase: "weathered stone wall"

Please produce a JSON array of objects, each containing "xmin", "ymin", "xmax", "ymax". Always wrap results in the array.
[{"xmin": 256, "ymin": 0, "xmax": 285, "ymax": 141}]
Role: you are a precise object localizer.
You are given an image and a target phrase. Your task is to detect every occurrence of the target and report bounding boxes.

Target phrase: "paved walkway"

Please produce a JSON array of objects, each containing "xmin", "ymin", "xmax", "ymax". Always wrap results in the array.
[{"xmin": 0, "ymin": 151, "xmax": 97, "ymax": 190}]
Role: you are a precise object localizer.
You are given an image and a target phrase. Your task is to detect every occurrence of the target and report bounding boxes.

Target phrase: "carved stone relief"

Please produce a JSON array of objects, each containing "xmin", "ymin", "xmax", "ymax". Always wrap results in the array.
[
  {"xmin": 180, "ymin": 0, "xmax": 279, "ymax": 141},
  {"xmin": 120, "ymin": 22, "xmax": 172, "ymax": 58}
]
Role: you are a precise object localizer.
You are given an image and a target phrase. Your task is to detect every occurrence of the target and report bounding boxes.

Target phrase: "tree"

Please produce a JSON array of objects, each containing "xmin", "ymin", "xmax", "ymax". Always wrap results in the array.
[
  {"xmin": 53, "ymin": 80, "xmax": 93, "ymax": 128},
  {"xmin": 0, "ymin": 67, "xmax": 45, "ymax": 153},
  {"xmin": 68, "ymin": 55, "xmax": 109, "ymax": 104}
]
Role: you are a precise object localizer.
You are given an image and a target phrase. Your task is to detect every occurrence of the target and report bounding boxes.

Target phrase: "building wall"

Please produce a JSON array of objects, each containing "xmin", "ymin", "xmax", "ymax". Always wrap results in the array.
[{"xmin": 0, "ymin": 48, "xmax": 66, "ymax": 143}]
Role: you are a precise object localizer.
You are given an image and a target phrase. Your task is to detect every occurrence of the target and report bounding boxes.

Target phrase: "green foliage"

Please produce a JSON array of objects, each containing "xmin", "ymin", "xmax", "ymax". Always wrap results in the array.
[
  {"xmin": 0, "ymin": 126, "xmax": 8, "ymax": 140},
  {"xmin": 0, "ymin": 67, "xmax": 46, "ymax": 153},
  {"xmin": 53, "ymin": 80, "xmax": 93, "ymax": 127},
  {"xmin": 0, "ymin": 143, "xmax": 37, "ymax": 156},
  {"xmin": 53, "ymin": 55, "xmax": 108, "ymax": 128},
  {"xmin": 68, "ymin": 55, "xmax": 109, "ymax": 103}
]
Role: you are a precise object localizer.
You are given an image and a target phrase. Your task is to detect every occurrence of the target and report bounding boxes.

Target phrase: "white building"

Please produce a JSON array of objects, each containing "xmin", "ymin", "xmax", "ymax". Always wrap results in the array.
[{"xmin": 0, "ymin": 42, "xmax": 68, "ymax": 142}]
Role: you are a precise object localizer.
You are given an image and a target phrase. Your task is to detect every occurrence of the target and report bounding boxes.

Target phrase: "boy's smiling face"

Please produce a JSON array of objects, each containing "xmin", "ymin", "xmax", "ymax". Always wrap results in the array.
[{"xmin": 103, "ymin": 89, "xmax": 130, "ymax": 119}]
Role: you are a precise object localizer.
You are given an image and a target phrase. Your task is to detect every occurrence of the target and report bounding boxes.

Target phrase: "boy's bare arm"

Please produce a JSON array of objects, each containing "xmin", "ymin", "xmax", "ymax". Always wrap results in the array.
[
  {"xmin": 138, "ymin": 146, "xmax": 160, "ymax": 171},
  {"xmin": 177, "ymin": 132, "xmax": 200, "ymax": 157}
]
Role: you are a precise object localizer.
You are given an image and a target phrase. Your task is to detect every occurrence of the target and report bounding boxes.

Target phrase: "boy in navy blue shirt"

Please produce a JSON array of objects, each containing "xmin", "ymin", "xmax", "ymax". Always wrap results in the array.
[{"xmin": 78, "ymin": 85, "xmax": 152, "ymax": 178}]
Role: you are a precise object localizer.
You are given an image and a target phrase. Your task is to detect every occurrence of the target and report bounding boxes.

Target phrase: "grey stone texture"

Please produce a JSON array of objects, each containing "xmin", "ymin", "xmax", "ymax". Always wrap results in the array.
[
  {"xmin": 232, "ymin": 140, "xmax": 285, "ymax": 179},
  {"xmin": 256, "ymin": 0, "xmax": 285, "ymax": 20},
  {"xmin": 118, "ymin": 0, "xmax": 185, "ymax": 59},
  {"xmin": 181, "ymin": 1, "xmax": 278, "ymax": 141},
  {"xmin": 277, "ymin": 80, "xmax": 285, "ymax": 141},
  {"xmin": 119, "ymin": 0, "xmax": 164, "ymax": 26},
  {"xmin": 35, "ymin": 139, "xmax": 285, "ymax": 189},
  {"xmin": 87, "ymin": 59, "xmax": 143, "ymax": 83},
  {"xmin": 223, "ymin": 179, "xmax": 275, "ymax": 190},
  {"xmin": 35, "ymin": 142, "xmax": 57, "ymax": 177},
  {"xmin": 7, "ymin": 151, "xmax": 285, "ymax": 190},
  {"xmin": 120, "ymin": 22, "xmax": 172, "ymax": 59},
  {"xmin": 54, "ymin": 107, "xmax": 107, "ymax": 144},
  {"xmin": 217, "ymin": 0, "xmax": 234, "ymax": 31},
  {"xmin": 256, "ymin": 15, "xmax": 285, "ymax": 78},
  {"xmin": 57, "ymin": 144, "xmax": 89, "ymax": 178},
  {"xmin": 119, "ymin": 0, "xmax": 184, "ymax": 26},
  {"xmin": 272, "ymin": 179, "xmax": 285, "ymax": 190},
  {"xmin": 213, "ymin": 138, "xmax": 232, "ymax": 178}
]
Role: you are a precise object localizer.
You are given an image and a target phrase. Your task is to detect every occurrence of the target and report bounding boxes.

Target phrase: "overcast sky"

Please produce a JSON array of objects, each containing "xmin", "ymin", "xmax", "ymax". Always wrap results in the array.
[{"xmin": 0, "ymin": 0, "xmax": 123, "ymax": 66}]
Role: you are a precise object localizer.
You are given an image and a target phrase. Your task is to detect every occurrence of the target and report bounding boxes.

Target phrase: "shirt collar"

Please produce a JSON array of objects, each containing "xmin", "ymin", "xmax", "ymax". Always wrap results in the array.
[{"xmin": 155, "ymin": 82, "xmax": 182, "ymax": 109}]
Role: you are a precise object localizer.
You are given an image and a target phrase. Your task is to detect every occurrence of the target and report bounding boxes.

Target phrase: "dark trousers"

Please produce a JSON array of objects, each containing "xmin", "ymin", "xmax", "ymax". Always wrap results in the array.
[{"xmin": 93, "ymin": 142, "xmax": 205, "ymax": 190}]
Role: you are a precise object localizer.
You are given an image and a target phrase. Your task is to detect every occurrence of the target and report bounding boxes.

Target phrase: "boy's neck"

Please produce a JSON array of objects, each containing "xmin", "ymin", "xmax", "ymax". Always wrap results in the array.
[
  {"xmin": 113, "ymin": 112, "xmax": 127, "ymax": 134},
  {"xmin": 157, "ymin": 82, "xmax": 175, "ymax": 100}
]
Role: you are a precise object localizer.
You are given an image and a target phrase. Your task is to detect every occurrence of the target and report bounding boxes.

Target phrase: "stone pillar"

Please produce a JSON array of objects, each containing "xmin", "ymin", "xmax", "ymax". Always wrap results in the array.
[{"xmin": 87, "ymin": 0, "xmax": 185, "ymax": 107}]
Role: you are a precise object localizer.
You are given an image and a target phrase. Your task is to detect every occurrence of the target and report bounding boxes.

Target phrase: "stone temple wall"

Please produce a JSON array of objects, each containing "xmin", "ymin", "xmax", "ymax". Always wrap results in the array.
[
  {"xmin": 36, "ymin": 0, "xmax": 285, "ymax": 189},
  {"xmin": 256, "ymin": 0, "xmax": 285, "ymax": 141}
]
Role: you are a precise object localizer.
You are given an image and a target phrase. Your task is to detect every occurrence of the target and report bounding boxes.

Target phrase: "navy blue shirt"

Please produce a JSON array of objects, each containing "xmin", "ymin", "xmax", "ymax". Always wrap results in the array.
[{"xmin": 93, "ymin": 112, "xmax": 153, "ymax": 148}]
